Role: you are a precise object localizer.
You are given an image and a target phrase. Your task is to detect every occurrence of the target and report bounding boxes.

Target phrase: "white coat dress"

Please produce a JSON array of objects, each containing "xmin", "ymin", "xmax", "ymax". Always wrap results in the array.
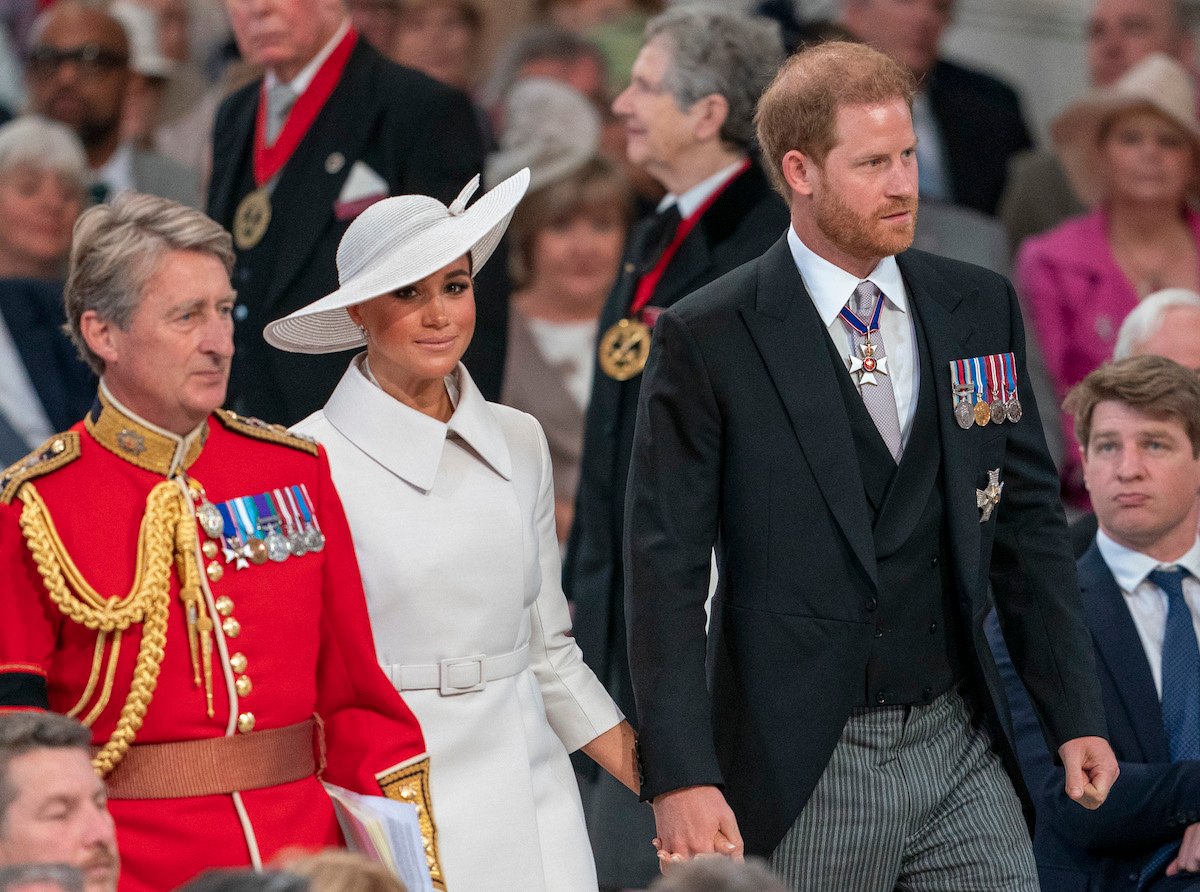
[{"xmin": 293, "ymin": 357, "xmax": 624, "ymax": 892}]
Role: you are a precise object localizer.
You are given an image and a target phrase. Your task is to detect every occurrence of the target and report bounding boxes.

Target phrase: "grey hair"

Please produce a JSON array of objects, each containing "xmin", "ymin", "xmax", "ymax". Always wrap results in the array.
[
  {"xmin": 64, "ymin": 192, "xmax": 234, "ymax": 375},
  {"xmin": 0, "ymin": 713, "xmax": 92, "ymax": 834},
  {"xmin": 0, "ymin": 116, "xmax": 87, "ymax": 189},
  {"xmin": 649, "ymin": 857, "xmax": 790, "ymax": 892},
  {"xmin": 0, "ymin": 864, "xmax": 85, "ymax": 892},
  {"xmin": 478, "ymin": 24, "xmax": 607, "ymax": 111},
  {"xmin": 1113, "ymin": 287, "xmax": 1200, "ymax": 360},
  {"xmin": 644, "ymin": 5, "xmax": 784, "ymax": 151}
]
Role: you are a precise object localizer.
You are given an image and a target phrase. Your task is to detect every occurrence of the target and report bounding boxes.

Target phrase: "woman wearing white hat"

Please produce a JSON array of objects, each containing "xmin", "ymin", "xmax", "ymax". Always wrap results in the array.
[
  {"xmin": 264, "ymin": 169, "xmax": 637, "ymax": 891},
  {"xmin": 1016, "ymin": 53, "xmax": 1200, "ymax": 511}
]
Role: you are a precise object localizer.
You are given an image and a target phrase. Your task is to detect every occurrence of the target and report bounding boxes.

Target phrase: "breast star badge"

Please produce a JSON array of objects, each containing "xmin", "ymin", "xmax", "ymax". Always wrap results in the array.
[
  {"xmin": 976, "ymin": 468, "xmax": 1003, "ymax": 523},
  {"xmin": 849, "ymin": 341, "xmax": 889, "ymax": 386}
]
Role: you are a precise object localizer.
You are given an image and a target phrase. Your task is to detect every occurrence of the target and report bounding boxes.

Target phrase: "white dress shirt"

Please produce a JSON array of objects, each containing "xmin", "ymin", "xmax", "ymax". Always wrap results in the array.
[
  {"xmin": 1096, "ymin": 529, "xmax": 1200, "ymax": 697},
  {"xmin": 787, "ymin": 226, "xmax": 920, "ymax": 446},
  {"xmin": 658, "ymin": 157, "xmax": 747, "ymax": 219},
  {"xmin": 92, "ymin": 141, "xmax": 134, "ymax": 198},
  {"xmin": 0, "ymin": 308, "xmax": 53, "ymax": 449}
]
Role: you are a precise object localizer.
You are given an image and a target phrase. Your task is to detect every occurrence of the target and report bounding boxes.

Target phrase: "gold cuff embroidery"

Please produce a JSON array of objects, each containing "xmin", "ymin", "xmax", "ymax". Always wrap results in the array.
[{"xmin": 378, "ymin": 757, "xmax": 444, "ymax": 889}]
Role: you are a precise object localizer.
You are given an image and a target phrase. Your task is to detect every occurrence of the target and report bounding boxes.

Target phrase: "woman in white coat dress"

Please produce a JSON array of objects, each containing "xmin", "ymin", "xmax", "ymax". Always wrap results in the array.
[{"xmin": 263, "ymin": 169, "xmax": 638, "ymax": 892}]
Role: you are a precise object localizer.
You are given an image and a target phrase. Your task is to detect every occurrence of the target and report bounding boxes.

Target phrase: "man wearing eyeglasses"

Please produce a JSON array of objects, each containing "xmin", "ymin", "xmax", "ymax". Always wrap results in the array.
[{"xmin": 25, "ymin": 1, "xmax": 199, "ymax": 209}]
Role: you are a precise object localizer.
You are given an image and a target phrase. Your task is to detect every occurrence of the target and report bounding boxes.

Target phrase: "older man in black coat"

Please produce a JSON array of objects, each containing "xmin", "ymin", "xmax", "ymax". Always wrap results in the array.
[{"xmin": 563, "ymin": 8, "xmax": 788, "ymax": 889}]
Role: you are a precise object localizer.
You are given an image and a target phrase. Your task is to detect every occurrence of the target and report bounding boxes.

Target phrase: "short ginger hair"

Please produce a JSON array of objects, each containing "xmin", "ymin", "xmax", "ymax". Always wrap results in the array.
[{"xmin": 755, "ymin": 40, "xmax": 916, "ymax": 197}]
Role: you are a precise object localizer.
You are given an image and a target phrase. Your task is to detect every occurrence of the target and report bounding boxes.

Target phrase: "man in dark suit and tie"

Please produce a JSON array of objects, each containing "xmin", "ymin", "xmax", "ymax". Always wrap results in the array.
[
  {"xmin": 989, "ymin": 355, "xmax": 1200, "ymax": 890},
  {"xmin": 625, "ymin": 41, "xmax": 1118, "ymax": 889},
  {"xmin": 209, "ymin": 0, "xmax": 495, "ymax": 424},
  {"xmin": 562, "ymin": 8, "xmax": 788, "ymax": 888}
]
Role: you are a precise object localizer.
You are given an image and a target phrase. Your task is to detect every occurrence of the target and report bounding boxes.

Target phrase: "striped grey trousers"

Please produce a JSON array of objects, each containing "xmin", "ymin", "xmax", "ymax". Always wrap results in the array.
[{"xmin": 769, "ymin": 687, "xmax": 1038, "ymax": 891}]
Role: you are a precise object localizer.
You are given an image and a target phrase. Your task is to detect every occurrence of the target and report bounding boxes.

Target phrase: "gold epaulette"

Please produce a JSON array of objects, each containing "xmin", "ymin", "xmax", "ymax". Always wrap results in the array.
[
  {"xmin": 214, "ymin": 409, "xmax": 318, "ymax": 456},
  {"xmin": 378, "ymin": 757, "xmax": 444, "ymax": 889},
  {"xmin": 0, "ymin": 432, "xmax": 81, "ymax": 505}
]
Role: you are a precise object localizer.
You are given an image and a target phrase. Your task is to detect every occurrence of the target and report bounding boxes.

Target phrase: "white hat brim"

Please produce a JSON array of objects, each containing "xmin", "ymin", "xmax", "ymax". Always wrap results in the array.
[{"xmin": 264, "ymin": 168, "xmax": 530, "ymax": 354}]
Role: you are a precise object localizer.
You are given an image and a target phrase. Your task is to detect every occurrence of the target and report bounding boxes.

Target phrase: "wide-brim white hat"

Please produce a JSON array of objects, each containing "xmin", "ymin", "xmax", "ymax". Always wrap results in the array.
[
  {"xmin": 1052, "ymin": 53, "xmax": 1200, "ymax": 206},
  {"xmin": 264, "ymin": 168, "xmax": 530, "ymax": 354}
]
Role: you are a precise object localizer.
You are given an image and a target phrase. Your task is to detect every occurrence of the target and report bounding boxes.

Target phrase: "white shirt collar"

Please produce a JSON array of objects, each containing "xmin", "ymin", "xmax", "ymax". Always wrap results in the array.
[
  {"xmin": 786, "ymin": 224, "xmax": 908, "ymax": 326},
  {"xmin": 93, "ymin": 142, "xmax": 134, "ymax": 195},
  {"xmin": 322, "ymin": 354, "xmax": 512, "ymax": 491},
  {"xmin": 658, "ymin": 157, "xmax": 747, "ymax": 220},
  {"xmin": 265, "ymin": 18, "xmax": 350, "ymax": 96},
  {"xmin": 1095, "ymin": 527, "xmax": 1200, "ymax": 594}
]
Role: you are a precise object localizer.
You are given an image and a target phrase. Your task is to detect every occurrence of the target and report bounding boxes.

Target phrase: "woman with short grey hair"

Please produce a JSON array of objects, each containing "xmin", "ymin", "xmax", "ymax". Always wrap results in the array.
[
  {"xmin": 0, "ymin": 116, "xmax": 86, "ymax": 280},
  {"xmin": 0, "ymin": 115, "xmax": 94, "ymax": 464},
  {"xmin": 643, "ymin": 6, "xmax": 783, "ymax": 151}
]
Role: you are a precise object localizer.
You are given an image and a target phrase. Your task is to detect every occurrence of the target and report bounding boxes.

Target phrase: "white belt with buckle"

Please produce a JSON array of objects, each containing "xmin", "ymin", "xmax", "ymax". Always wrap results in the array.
[{"xmin": 383, "ymin": 645, "xmax": 531, "ymax": 696}]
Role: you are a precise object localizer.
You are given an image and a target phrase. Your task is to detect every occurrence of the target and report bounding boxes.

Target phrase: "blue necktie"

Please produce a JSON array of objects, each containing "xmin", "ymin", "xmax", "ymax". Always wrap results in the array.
[{"xmin": 1138, "ymin": 567, "xmax": 1200, "ymax": 888}]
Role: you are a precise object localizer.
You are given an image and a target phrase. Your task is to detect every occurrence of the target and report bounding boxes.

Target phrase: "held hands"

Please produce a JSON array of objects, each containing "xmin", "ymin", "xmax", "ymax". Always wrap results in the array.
[
  {"xmin": 1059, "ymin": 735, "xmax": 1119, "ymax": 809},
  {"xmin": 1167, "ymin": 823, "xmax": 1200, "ymax": 876},
  {"xmin": 651, "ymin": 785, "xmax": 743, "ymax": 875}
]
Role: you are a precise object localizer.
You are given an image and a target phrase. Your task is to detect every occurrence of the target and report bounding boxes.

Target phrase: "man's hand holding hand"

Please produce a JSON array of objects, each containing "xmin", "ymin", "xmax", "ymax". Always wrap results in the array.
[
  {"xmin": 1167, "ymin": 823, "xmax": 1200, "ymax": 876},
  {"xmin": 1059, "ymin": 736, "xmax": 1119, "ymax": 809},
  {"xmin": 651, "ymin": 785, "xmax": 743, "ymax": 874}
]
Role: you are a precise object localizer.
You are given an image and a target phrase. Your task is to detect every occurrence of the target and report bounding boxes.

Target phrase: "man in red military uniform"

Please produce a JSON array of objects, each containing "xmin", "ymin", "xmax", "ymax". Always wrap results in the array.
[{"xmin": 0, "ymin": 193, "xmax": 442, "ymax": 891}]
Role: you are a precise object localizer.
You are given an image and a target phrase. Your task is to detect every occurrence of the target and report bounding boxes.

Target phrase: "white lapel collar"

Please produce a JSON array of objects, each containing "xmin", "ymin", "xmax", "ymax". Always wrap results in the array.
[{"xmin": 323, "ymin": 357, "xmax": 511, "ymax": 491}]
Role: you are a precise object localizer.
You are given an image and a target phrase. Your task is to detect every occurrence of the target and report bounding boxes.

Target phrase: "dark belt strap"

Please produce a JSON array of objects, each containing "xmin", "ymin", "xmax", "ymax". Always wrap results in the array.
[{"xmin": 99, "ymin": 719, "xmax": 317, "ymax": 800}]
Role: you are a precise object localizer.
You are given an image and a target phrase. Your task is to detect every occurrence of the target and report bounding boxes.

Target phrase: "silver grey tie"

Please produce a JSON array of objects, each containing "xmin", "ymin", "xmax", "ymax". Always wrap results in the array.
[
  {"xmin": 849, "ymin": 281, "xmax": 904, "ymax": 461},
  {"xmin": 266, "ymin": 82, "xmax": 296, "ymax": 144}
]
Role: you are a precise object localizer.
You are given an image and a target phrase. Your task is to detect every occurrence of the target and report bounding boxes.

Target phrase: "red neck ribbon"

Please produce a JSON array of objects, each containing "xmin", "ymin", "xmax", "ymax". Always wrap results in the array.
[
  {"xmin": 629, "ymin": 157, "xmax": 751, "ymax": 318},
  {"xmin": 252, "ymin": 29, "xmax": 359, "ymax": 187}
]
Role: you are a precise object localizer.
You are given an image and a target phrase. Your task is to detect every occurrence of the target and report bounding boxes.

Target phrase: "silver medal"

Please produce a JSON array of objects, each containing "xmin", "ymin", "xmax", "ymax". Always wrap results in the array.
[
  {"xmin": 197, "ymin": 501, "xmax": 224, "ymax": 539},
  {"xmin": 266, "ymin": 529, "xmax": 290, "ymax": 562}
]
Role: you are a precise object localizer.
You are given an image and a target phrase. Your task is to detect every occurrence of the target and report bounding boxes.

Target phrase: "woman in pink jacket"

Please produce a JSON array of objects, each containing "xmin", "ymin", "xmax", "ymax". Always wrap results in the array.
[{"xmin": 1017, "ymin": 54, "xmax": 1200, "ymax": 509}]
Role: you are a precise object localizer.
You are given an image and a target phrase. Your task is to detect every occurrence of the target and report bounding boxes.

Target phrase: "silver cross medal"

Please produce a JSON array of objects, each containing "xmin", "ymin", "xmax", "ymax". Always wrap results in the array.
[
  {"xmin": 976, "ymin": 468, "xmax": 1003, "ymax": 523},
  {"xmin": 849, "ymin": 339, "xmax": 889, "ymax": 386}
]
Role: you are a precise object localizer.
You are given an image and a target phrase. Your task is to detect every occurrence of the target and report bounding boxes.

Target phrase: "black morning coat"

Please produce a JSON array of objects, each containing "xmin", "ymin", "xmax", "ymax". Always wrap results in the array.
[{"xmin": 623, "ymin": 235, "xmax": 1109, "ymax": 856}]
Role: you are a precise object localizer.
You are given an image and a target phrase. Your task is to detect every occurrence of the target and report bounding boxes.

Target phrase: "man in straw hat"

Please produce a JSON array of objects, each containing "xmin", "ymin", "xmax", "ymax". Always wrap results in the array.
[
  {"xmin": 0, "ymin": 193, "xmax": 440, "ymax": 891},
  {"xmin": 625, "ymin": 40, "xmax": 1117, "ymax": 889}
]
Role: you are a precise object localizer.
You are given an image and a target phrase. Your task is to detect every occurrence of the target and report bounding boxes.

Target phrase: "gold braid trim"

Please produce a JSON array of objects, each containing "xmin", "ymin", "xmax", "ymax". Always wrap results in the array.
[
  {"xmin": 18, "ymin": 480, "xmax": 181, "ymax": 776},
  {"xmin": 378, "ymin": 757, "xmax": 444, "ymax": 890},
  {"xmin": 215, "ymin": 409, "xmax": 318, "ymax": 456}
]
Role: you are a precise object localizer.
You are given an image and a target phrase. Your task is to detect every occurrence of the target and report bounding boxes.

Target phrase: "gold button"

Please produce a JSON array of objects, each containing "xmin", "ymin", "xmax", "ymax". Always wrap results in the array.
[
  {"xmin": 205, "ymin": 561, "xmax": 224, "ymax": 583},
  {"xmin": 229, "ymin": 652, "xmax": 247, "ymax": 674},
  {"xmin": 51, "ymin": 438, "xmax": 65, "ymax": 454},
  {"xmin": 202, "ymin": 541, "xmax": 219, "ymax": 559},
  {"xmin": 237, "ymin": 711, "xmax": 255, "ymax": 733},
  {"xmin": 235, "ymin": 675, "xmax": 253, "ymax": 697},
  {"xmin": 222, "ymin": 617, "xmax": 241, "ymax": 638},
  {"xmin": 214, "ymin": 596, "xmax": 234, "ymax": 617}
]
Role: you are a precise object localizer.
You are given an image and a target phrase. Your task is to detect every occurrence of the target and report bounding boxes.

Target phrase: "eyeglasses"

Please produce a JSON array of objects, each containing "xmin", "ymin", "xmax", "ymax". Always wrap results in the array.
[{"xmin": 27, "ymin": 44, "xmax": 128, "ymax": 79}]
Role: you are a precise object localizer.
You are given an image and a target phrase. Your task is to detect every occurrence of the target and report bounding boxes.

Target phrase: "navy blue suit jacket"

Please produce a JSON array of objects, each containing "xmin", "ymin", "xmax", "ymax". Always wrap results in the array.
[
  {"xmin": 0, "ymin": 279, "xmax": 94, "ymax": 463},
  {"xmin": 987, "ymin": 542, "xmax": 1200, "ymax": 891}
]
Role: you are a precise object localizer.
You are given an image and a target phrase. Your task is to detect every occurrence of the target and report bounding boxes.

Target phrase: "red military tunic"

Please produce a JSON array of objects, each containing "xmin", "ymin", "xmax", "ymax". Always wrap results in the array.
[{"xmin": 0, "ymin": 388, "xmax": 442, "ymax": 891}]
